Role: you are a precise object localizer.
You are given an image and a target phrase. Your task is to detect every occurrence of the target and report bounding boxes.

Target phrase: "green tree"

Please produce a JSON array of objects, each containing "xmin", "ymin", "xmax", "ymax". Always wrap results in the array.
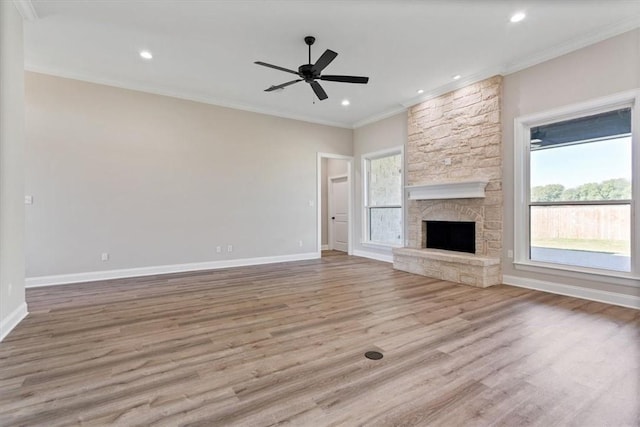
[
  {"xmin": 531, "ymin": 184, "xmax": 565, "ymax": 202},
  {"xmin": 600, "ymin": 178, "xmax": 631, "ymax": 200},
  {"xmin": 562, "ymin": 187, "xmax": 578, "ymax": 201},
  {"xmin": 562, "ymin": 178, "xmax": 631, "ymax": 201}
]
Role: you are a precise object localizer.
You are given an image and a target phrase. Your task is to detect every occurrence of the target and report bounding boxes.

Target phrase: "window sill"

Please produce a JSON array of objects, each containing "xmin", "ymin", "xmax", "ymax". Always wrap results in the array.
[
  {"xmin": 361, "ymin": 241, "xmax": 403, "ymax": 250},
  {"xmin": 513, "ymin": 260, "xmax": 640, "ymax": 288}
]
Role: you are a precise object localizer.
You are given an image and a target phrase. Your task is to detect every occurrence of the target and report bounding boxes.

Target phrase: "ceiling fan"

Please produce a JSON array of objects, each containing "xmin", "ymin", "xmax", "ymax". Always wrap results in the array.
[{"xmin": 254, "ymin": 36, "xmax": 369, "ymax": 101}]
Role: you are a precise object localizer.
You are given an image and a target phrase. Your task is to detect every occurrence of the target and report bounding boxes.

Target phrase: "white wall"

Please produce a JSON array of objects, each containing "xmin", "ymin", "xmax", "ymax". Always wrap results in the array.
[
  {"xmin": 502, "ymin": 29, "xmax": 640, "ymax": 301},
  {"xmin": 25, "ymin": 72, "xmax": 352, "ymax": 280},
  {"xmin": 353, "ymin": 112, "xmax": 408, "ymax": 261},
  {"xmin": 0, "ymin": 3, "xmax": 27, "ymax": 341}
]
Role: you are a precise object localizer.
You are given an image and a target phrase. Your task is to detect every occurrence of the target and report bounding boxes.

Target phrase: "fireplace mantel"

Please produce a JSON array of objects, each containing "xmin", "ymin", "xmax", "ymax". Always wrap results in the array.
[{"xmin": 406, "ymin": 180, "xmax": 488, "ymax": 200}]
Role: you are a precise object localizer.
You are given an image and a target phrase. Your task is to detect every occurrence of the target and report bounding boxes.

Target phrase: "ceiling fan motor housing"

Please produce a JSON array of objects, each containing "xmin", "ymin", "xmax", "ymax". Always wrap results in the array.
[{"xmin": 298, "ymin": 64, "xmax": 319, "ymax": 82}]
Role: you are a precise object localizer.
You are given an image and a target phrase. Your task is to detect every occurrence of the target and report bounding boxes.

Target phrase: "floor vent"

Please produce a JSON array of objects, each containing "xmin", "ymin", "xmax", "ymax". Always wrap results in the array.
[{"xmin": 364, "ymin": 351, "xmax": 383, "ymax": 360}]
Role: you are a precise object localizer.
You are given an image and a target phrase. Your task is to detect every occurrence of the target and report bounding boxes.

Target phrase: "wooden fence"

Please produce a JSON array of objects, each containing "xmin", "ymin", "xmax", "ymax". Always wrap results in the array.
[{"xmin": 530, "ymin": 205, "xmax": 629, "ymax": 241}]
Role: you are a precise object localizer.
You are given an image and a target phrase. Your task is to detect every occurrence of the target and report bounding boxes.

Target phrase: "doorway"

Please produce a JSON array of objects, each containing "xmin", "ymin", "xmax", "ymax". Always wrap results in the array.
[
  {"xmin": 329, "ymin": 175, "xmax": 349, "ymax": 252},
  {"xmin": 317, "ymin": 153, "xmax": 353, "ymax": 256}
]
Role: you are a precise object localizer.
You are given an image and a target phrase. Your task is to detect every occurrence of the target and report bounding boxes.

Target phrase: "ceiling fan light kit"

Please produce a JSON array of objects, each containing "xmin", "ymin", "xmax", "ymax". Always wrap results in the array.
[{"xmin": 255, "ymin": 36, "xmax": 369, "ymax": 101}]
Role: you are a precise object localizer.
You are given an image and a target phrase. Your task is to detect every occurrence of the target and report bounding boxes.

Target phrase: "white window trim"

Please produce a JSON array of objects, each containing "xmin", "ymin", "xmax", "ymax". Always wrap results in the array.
[
  {"xmin": 514, "ymin": 89, "xmax": 640, "ymax": 287},
  {"xmin": 362, "ymin": 146, "xmax": 404, "ymax": 248}
]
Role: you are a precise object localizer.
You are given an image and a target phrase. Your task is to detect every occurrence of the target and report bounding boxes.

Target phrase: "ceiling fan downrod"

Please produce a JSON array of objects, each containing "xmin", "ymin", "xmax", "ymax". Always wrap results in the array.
[{"xmin": 305, "ymin": 36, "xmax": 315, "ymax": 65}]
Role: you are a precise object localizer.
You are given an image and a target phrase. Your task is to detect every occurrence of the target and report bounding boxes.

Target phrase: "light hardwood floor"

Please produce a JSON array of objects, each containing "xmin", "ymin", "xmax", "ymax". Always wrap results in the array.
[{"xmin": 1, "ymin": 251, "xmax": 639, "ymax": 426}]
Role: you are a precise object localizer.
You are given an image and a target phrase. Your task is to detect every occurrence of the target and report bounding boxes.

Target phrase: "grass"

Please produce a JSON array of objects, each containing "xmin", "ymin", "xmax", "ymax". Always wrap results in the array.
[{"xmin": 531, "ymin": 238, "xmax": 630, "ymax": 255}]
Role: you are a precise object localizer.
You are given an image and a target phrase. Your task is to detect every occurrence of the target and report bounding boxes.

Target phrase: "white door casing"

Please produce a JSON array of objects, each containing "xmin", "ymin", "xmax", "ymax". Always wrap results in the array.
[{"xmin": 316, "ymin": 152, "xmax": 353, "ymax": 255}]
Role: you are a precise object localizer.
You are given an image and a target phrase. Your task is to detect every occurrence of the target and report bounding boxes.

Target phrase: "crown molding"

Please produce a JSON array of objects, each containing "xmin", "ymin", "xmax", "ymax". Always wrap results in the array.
[
  {"xmin": 355, "ymin": 17, "xmax": 640, "ymax": 128},
  {"xmin": 352, "ymin": 105, "xmax": 407, "ymax": 129},
  {"xmin": 12, "ymin": 0, "xmax": 38, "ymax": 21},
  {"xmin": 23, "ymin": 15, "xmax": 640, "ymax": 130},
  {"xmin": 24, "ymin": 66, "xmax": 353, "ymax": 129},
  {"xmin": 352, "ymin": 65, "xmax": 504, "ymax": 129},
  {"xmin": 503, "ymin": 15, "xmax": 640, "ymax": 75},
  {"xmin": 400, "ymin": 65, "xmax": 506, "ymax": 110}
]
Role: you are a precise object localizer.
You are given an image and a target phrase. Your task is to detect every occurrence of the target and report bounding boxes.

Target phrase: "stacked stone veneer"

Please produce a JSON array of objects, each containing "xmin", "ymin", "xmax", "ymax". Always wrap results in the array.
[{"xmin": 393, "ymin": 75, "xmax": 503, "ymax": 287}]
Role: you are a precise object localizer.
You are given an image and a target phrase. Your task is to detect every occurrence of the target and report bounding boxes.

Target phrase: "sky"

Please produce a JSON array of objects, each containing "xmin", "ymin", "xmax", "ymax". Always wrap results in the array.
[{"xmin": 530, "ymin": 136, "xmax": 631, "ymax": 188}]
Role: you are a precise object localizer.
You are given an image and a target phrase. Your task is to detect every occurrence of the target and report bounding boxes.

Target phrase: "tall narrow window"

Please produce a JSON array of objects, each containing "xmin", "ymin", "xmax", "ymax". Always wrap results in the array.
[
  {"xmin": 363, "ymin": 149, "xmax": 403, "ymax": 246},
  {"xmin": 528, "ymin": 108, "xmax": 632, "ymax": 272}
]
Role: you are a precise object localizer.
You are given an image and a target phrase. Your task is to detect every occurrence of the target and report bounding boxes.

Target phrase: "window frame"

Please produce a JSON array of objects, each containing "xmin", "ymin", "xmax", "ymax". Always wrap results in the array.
[
  {"xmin": 514, "ymin": 90, "xmax": 639, "ymax": 284},
  {"xmin": 362, "ymin": 146, "xmax": 404, "ymax": 248}
]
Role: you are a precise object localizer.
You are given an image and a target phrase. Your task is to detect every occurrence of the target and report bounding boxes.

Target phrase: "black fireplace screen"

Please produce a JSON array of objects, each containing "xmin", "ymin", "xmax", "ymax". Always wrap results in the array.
[{"xmin": 425, "ymin": 220, "xmax": 475, "ymax": 254}]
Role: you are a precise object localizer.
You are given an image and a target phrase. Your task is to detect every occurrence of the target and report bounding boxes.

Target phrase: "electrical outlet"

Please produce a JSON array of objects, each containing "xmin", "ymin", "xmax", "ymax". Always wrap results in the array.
[
  {"xmin": 227, "ymin": 245, "xmax": 233, "ymax": 252},
  {"xmin": 101, "ymin": 252, "xmax": 109, "ymax": 261},
  {"xmin": 299, "ymin": 240, "xmax": 303, "ymax": 247},
  {"xmin": 507, "ymin": 250, "xmax": 513, "ymax": 259},
  {"xmin": 24, "ymin": 195, "xmax": 33, "ymax": 205},
  {"xmin": 216, "ymin": 246, "xmax": 221, "ymax": 253}
]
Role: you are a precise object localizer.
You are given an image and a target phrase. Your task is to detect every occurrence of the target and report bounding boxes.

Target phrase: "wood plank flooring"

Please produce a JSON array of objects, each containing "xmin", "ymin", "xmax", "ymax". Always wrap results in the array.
[{"xmin": 1, "ymin": 251, "xmax": 639, "ymax": 426}]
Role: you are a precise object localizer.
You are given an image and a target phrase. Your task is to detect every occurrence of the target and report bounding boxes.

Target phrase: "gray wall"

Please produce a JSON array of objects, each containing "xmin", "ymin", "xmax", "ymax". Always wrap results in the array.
[
  {"xmin": 0, "ymin": 3, "xmax": 26, "ymax": 339},
  {"xmin": 25, "ymin": 72, "xmax": 352, "ymax": 278},
  {"xmin": 353, "ymin": 112, "xmax": 408, "ymax": 259},
  {"xmin": 502, "ymin": 29, "xmax": 640, "ymax": 297}
]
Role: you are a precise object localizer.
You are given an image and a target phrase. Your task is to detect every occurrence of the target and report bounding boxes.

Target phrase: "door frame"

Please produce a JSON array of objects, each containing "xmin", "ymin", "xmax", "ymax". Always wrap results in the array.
[
  {"xmin": 328, "ymin": 174, "xmax": 349, "ymax": 251},
  {"xmin": 317, "ymin": 153, "xmax": 354, "ymax": 256}
]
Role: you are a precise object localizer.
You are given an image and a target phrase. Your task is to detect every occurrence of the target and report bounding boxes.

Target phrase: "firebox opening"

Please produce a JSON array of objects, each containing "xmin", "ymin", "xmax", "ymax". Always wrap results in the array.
[{"xmin": 424, "ymin": 220, "xmax": 475, "ymax": 254}]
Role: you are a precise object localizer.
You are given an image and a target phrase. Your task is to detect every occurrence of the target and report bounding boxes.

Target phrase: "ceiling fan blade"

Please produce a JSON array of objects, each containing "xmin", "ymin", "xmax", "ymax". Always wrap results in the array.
[
  {"xmin": 320, "ymin": 75, "xmax": 369, "ymax": 84},
  {"xmin": 311, "ymin": 49, "xmax": 337, "ymax": 73},
  {"xmin": 254, "ymin": 61, "xmax": 300, "ymax": 76},
  {"xmin": 310, "ymin": 81, "xmax": 328, "ymax": 100},
  {"xmin": 265, "ymin": 79, "xmax": 303, "ymax": 91}
]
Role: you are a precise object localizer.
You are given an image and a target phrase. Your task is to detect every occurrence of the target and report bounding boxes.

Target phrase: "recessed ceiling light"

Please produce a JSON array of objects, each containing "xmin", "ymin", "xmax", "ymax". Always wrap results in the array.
[
  {"xmin": 453, "ymin": 75, "xmax": 461, "ymax": 80},
  {"xmin": 510, "ymin": 12, "xmax": 526, "ymax": 23},
  {"xmin": 341, "ymin": 99, "xmax": 350, "ymax": 106},
  {"xmin": 139, "ymin": 50, "xmax": 153, "ymax": 60},
  {"xmin": 417, "ymin": 89, "xmax": 424, "ymax": 94}
]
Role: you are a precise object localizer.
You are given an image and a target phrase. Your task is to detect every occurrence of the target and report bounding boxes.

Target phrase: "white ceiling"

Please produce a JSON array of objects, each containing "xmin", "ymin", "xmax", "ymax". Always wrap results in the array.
[{"xmin": 21, "ymin": 0, "xmax": 640, "ymax": 128}]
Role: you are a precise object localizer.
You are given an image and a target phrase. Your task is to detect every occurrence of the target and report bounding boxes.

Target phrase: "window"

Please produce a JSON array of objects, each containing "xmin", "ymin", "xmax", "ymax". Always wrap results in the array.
[
  {"xmin": 515, "ymin": 93, "xmax": 637, "ymax": 277},
  {"xmin": 363, "ymin": 148, "xmax": 403, "ymax": 246}
]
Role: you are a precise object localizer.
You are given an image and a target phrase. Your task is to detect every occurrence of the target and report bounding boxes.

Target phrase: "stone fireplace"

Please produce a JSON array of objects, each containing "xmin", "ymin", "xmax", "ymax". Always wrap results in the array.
[{"xmin": 393, "ymin": 76, "xmax": 503, "ymax": 287}]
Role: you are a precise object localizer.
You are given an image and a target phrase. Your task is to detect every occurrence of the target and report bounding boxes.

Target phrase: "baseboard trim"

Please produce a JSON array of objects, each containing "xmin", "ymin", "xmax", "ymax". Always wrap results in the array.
[
  {"xmin": 26, "ymin": 252, "xmax": 321, "ymax": 288},
  {"xmin": 352, "ymin": 249, "xmax": 393, "ymax": 263},
  {"xmin": 0, "ymin": 302, "xmax": 28, "ymax": 342},
  {"xmin": 503, "ymin": 274, "xmax": 640, "ymax": 310},
  {"xmin": 321, "ymin": 245, "xmax": 329, "ymax": 251}
]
